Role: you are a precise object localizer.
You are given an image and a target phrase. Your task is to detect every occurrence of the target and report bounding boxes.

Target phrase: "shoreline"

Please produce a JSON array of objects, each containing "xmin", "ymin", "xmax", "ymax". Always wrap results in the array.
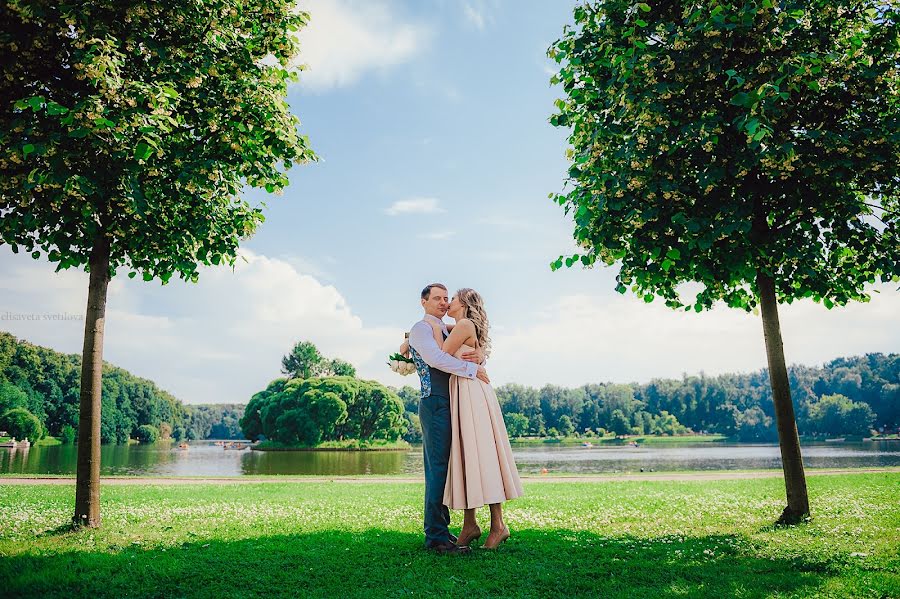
[
  {"xmin": 250, "ymin": 445, "xmax": 410, "ymax": 452},
  {"xmin": 1, "ymin": 467, "xmax": 896, "ymax": 485}
]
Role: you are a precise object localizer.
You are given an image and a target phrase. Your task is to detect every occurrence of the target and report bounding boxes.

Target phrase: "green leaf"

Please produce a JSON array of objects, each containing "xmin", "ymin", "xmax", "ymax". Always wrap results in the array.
[
  {"xmin": 635, "ymin": 19, "xmax": 648, "ymax": 27},
  {"xmin": 22, "ymin": 144, "xmax": 35, "ymax": 157},
  {"xmin": 27, "ymin": 96, "xmax": 45, "ymax": 111},
  {"xmin": 46, "ymin": 102, "xmax": 69, "ymax": 116},
  {"xmin": 666, "ymin": 248, "xmax": 681, "ymax": 260},
  {"xmin": 730, "ymin": 92, "xmax": 751, "ymax": 107},
  {"xmin": 637, "ymin": 3, "xmax": 651, "ymax": 12},
  {"xmin": 31, "ymin": 251, "xmax": 40, "ymax": 259},
  {"xmin": 128, "ymin": 272, "xmax": 137, "ymax": 279},
  {"xmin": 68, "ymin": 128, "xmax": 90, "ymax": 138},
  {"xmin": 643, "ymin": 293, "xmax": 654, "ymax": 303},
  {"xmin": 134, "ymin": 142, "xmax": 153, "ymax": 161}
]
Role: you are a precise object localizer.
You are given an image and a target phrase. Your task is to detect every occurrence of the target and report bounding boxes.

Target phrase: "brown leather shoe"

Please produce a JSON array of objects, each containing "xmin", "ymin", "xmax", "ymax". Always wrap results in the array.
[{"xmin": 425, "ymin": 540, "xmax": 472, "ymax": 555}]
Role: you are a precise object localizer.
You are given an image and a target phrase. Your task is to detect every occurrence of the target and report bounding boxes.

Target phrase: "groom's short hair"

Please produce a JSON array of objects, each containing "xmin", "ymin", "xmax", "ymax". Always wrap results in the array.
[{"xmin": 421, "ymin": 283, "xmax": 447, "ymax": 300}]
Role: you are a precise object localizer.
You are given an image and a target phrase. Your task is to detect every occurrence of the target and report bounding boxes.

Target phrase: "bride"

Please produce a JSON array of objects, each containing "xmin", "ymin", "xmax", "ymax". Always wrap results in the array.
[{"xmin": 425, "ymin": 288, "xmax": 523, "ymax": 549}]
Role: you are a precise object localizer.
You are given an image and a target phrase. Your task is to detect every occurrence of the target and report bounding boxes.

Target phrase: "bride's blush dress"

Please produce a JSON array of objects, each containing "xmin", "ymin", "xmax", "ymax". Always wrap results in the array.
[{"xmin": 443, "ymin": 344, "xmax": 524, "ymax": 509}]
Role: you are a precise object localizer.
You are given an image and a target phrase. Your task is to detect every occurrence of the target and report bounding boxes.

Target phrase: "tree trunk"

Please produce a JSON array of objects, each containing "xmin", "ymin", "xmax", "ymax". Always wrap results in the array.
[
  {"xmin": 73, "ymin": 235, "xmax": 111, "ymax": 528},
  {"xmin": 757, "ymin": 272, "xmax": 810, "ymax": 524}
]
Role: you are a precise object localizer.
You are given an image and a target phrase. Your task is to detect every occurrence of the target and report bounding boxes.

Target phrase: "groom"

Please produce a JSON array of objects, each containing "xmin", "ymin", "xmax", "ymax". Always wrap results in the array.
[{"xmin": 407, "ymin": 283, "xmax": 488, "ymax": 555}]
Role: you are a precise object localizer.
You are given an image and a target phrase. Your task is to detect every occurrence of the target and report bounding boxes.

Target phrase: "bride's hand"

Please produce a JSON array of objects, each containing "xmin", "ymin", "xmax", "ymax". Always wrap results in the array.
[
  {"xmin": 461, "ymin": 346, "xmax": 485, "ymax": 365},
  {"xmin": 399, "ymin": 340, "xmax": 410, "ymax": 356}
]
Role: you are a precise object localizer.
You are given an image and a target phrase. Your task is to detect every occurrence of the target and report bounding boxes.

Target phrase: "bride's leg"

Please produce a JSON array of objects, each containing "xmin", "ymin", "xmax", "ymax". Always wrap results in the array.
[
  {"xmin": 458, "ymin": 508, "xmax": 482, "ymax": 546},
  {"xmin": 484, "ymin": 503, "xmax": 510, "ymax": 549}
]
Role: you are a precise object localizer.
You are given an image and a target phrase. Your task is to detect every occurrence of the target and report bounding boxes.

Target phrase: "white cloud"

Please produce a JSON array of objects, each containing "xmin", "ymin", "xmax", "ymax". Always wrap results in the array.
[
  {"xmin": 463, "ymin": 2, "xmax": 486, "ymax": 30},
  {"xmin": 488, "ymin": 286, "xmax": 900, "ymax": 388},
  {"xmin": 277, "ymin": 253, "xmax": 335, "ymax": 280},
  {"xmin": 295, "ymin": 0, "xmax": 432, "ymax": 90},
  {"xmin": 0, "ymin": 249, "xmax": 410, "ymax": 404},
  {"xmin": 385, "ymin": 197, "xmax": 445, "ymax": 215},
  {"xmin": 417, "ymin": 231, "xmax": 456, "ymax": 241}
]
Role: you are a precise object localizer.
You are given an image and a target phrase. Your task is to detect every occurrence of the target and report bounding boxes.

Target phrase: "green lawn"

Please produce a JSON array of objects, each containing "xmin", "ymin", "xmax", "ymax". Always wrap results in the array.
[{"xmin": 1, "ymin": 474, "xmax": 897, "ymax": 598}]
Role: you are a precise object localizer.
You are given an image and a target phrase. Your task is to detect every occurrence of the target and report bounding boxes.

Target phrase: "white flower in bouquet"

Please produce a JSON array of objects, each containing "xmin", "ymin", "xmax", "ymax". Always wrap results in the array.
[{"xmin": 387, "ymin": 353, "xmax": 415, "ymax": 375}]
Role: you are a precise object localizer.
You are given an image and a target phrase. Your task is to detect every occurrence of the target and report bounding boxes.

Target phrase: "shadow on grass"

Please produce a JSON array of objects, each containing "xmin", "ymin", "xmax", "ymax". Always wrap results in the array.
[{"xmin": 3, "ymin": 529, "xmax": 845, "ymax": 598}]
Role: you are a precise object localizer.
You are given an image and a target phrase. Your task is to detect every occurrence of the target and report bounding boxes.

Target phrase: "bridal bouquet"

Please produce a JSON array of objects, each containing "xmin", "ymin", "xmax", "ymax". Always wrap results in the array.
[{"xmin": 387, "ymin": 353, "xmax": 416, "ymax": 376}]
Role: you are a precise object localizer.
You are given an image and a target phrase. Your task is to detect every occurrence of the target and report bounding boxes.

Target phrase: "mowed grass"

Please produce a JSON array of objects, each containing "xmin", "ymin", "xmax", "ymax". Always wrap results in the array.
[{"xmin": 1, "ymin": 474, "xmax": 897, "ymax": 598}]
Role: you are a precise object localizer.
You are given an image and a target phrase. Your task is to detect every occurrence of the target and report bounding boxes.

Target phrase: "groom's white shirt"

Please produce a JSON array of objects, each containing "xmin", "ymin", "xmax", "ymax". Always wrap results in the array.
[{"xmin": 408, "ymin": 314, "xmax": 478, "ymax": 379}]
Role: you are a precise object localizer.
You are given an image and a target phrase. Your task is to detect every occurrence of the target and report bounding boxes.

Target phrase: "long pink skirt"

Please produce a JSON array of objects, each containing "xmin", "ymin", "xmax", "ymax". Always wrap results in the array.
[{"xmin": 443, "ymin": 374, "xmax": 524, "ymax": 509}]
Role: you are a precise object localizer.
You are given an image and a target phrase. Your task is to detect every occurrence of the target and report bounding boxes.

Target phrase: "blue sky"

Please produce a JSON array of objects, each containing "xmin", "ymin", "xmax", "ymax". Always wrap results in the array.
[{"xmin": 1, "ymin": 0, "xmax": 897, "ymax": 404}]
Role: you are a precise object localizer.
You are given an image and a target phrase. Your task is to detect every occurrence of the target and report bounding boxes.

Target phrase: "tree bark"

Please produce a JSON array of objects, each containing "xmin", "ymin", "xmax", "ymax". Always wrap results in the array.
[
  {"xmin": 757, "ymin": 272, "xmax": 810, "ymax": 524},
  {"xmin": 73, "ymin": 235, "xmax": 111, "ymax": 528}
]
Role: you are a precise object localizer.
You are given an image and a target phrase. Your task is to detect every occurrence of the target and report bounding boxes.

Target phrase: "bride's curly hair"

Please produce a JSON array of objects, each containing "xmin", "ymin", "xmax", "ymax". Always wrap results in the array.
[{"xmin": 455, "ymin": 288, "xmax": 491, "ymax": 358}]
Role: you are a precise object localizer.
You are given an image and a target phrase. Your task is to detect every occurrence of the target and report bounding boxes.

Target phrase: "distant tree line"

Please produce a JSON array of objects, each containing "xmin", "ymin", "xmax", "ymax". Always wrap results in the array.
[
  {"xmin": 395, "ymin": 353, "xmax": 895, "ymax": 442},
  {"xmin": 0, "ymin": 332, "xmax": 242, "ymax": 443},
  {"xmin": 2, "ymin": 330, "xmax": 894, "ymax": 444},
  {"xmin": 188, "ymin": 404, "xmax": 245, "ymax": 440},
  {"xmin": 0, "ymin": 332, "xmax": 190, "ymax": 443}
]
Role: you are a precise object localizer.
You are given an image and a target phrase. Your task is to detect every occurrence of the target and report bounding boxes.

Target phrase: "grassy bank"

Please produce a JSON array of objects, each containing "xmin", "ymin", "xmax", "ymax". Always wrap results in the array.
[
  {"xmin": 511, "ymin": 434, "xmax": 728, "ymax": 445},
  {"xmin": 0, "ymin": 435, "xmax": 62, "ymax": 446},
  {"xmin": 1, "ymin": 473, "xmax": 897, "ymax": 598},
  {"xmin": 253, "ymin": 439, "xmax": 410, "ymax": 451}
]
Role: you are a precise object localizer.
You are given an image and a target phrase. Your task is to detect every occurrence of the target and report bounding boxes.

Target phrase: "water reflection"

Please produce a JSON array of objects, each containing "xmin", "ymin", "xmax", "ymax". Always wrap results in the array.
[{"xmin": 1, "ymin": 440, "xmax": 898, "ymax": 477}]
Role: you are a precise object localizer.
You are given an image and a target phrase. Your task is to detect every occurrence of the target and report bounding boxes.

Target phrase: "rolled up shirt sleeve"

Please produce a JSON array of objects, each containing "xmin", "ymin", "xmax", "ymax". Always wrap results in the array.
[{"xmin": 408, "ymin": 321, "xmax": 478, "ymax": 379}]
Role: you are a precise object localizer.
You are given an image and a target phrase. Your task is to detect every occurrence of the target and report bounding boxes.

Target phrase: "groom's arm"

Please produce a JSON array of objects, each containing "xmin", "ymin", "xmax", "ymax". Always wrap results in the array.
[{"xmin": 408, "ymin": 321, "xmax": 481, "ymax": 380}]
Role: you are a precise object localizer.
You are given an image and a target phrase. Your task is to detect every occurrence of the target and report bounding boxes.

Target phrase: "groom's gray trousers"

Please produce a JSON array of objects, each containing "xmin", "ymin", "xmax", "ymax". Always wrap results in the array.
[{"xmin": 419, "ymin": 392, "xmax": 452, "ymax": 544}]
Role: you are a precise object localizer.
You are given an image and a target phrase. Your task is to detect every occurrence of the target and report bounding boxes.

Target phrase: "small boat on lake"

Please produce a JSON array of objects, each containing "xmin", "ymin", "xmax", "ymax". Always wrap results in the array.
[
  {"xmin": 825, "ymin": 438, "xmax": 846, "ymax": 443},
  {"xmin": 581, "ymin": 442, "xmax": 594, "ymax": 448}
]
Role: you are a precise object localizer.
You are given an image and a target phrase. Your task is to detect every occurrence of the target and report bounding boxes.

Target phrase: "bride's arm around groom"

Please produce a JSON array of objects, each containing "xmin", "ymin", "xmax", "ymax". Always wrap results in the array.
[{"xmin": 407, "ymin": 318, "xmax": 490, "ymax": 384}]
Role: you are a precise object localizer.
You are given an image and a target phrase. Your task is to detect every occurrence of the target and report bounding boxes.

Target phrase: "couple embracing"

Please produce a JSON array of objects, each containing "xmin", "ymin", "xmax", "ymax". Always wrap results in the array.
[{"xmin": 400, "ymin": 283, "xmax": 523, "ymax": 554}]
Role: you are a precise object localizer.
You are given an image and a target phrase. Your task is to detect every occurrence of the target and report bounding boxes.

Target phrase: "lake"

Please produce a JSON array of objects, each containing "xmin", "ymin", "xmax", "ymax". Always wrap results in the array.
[{"xmin": 2, "ymin": 440, "xmax": 898, "ymax": 476}]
